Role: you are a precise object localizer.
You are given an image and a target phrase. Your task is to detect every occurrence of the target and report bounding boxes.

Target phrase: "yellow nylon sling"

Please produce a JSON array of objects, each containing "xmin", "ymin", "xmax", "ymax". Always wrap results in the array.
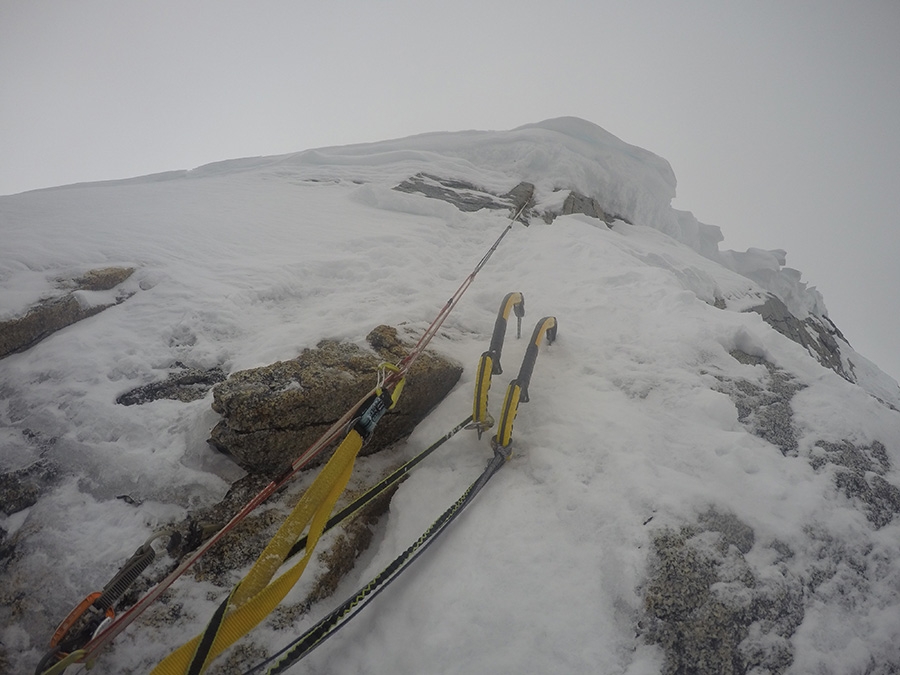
[{"xmin": 150, "ymin": 428, "xmax": 365, "ymax": 675}]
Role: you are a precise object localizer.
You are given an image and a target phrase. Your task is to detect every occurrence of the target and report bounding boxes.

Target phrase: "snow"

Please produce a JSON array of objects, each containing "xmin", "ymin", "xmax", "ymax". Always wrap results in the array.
[{"xmin": 2, "ymin": 118, "xmax": 899, "ymax": 673}]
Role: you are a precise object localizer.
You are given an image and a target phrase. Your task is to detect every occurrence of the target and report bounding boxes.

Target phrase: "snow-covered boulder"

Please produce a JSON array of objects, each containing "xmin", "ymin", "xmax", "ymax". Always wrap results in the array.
[
  {"xmin": 209, "ymin": 326, "xmax": 463, "ymax": 475},
  {"xmin": 0, "ymin": 266, "xmax": 134, "ymax": 359}
]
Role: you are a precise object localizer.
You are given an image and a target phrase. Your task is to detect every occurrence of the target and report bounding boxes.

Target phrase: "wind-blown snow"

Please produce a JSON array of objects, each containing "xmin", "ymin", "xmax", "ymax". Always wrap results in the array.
[{"xmin": 1, "ymin": 118, "xmax": 899, "ymax": 673}]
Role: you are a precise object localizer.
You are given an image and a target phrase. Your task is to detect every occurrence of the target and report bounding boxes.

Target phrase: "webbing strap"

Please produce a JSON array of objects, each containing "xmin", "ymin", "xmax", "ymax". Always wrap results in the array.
[
  {"xmin": 156, "ymin": 375, "xmax": 405, "ymax": 675},
  {"xmin": 151, "ymin": 429, "xmax": 365, "ymax": 675},
  {"xmin": 284, "ymin": 414, "xmax": 474, "ymax": 562}
]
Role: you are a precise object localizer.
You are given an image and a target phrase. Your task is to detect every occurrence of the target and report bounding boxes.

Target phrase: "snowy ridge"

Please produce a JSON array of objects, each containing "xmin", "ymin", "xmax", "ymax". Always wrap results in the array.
[
  {"xmin": 251, "ymin": 118, "xmax": 826, "ymax": 320},
  {"xmin": 1, "ymin": 118, "xmax": 899, "ymax": 673},
  {"xmin": 8, "ymin": 118, "xmax": 836, "ymax": 327}
]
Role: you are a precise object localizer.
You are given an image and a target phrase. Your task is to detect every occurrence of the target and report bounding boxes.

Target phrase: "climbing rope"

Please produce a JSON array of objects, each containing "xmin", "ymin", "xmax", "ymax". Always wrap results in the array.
[{"xmin": 36, "ymin": 210, "xmax": 524, "ymax": 675}]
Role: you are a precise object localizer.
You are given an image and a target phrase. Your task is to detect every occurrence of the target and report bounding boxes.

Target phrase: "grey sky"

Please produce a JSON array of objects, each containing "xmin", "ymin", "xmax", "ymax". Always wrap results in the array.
[{"xmin": 2, "ymin": 1, "xmax": 898, "ymax": 381}]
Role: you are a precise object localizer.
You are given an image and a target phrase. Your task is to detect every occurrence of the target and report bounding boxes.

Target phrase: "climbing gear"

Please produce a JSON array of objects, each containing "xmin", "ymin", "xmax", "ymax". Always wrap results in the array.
[
  {"xmin": 241, "ymin": 312, "xmax": 557, "ymax": 675},
  {"xmin": 493, "ymin": 316, "xmax": 557, "ymax": 449},
  {"xmin": 469, "ymin": 291, "xmax": 525, "ymax": 438},
  {"xmin": 34, "ymin": 530, "xmax": 170, "ymax": 674},
  {"xmin": 36, "ymin": 212, "xmax": 523, "ymax": 675},
  {"xmin": 354, "ymin": 363, "xmax": 405, "ymax": 443}
]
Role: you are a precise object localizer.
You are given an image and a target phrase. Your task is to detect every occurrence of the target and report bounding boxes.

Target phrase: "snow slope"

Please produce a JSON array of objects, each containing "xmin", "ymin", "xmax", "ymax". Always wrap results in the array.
[{"xmin": 1, "ymin": 118, "xmax": 899, "ymax": 673}]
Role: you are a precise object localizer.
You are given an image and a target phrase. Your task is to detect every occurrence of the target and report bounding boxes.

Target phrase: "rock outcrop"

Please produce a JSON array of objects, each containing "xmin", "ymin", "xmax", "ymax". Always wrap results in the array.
[
  {"xmin": 716, "ymin": 350, "xmax": 806, "ymax": 457},
  {"xmin": 642, "ymin": 514, "xmax": 804, "ymax": 675},
  {"xmin": 208, "ymin": 325, "xmax": 463, "ymax": 475},
  {"xmin": 73, "ymin": 267, "xmax": 134, "ymax": 292},
  {"xmin": 149, "ymin": 325, "xmax": 464, "ymax": 602},
  {"xmin": 658, "ymin": 350, "xmax": 900, "ymax": 674},
  {"xmin": 0, "ymin": 459, "xmax": 61, "ymax": 571},
  {"xmin": 395, "ymin": 173, "xmax": 512, "ymax": 213},
  {"xmin": 394, "ymin": 173, "xmax": 536, "ymax": 224},
  {"xmin": 812, "ymin": 439, "xmax": 900, "ymax": 529},
  {"xmin": 0, "ymin": 458, "xmax": 59, "ymax": 516},
  {"xmin": 393, "ymin": 172, "xmax": 624, "ymax": 227},
  {"xmin": 747, "ymin": 294, "xmax": 850, "ymax": 381},
  {"xmin": 542, "ymin": 189, "xmax": 618, "ymax": 225},
  {"xmin": 717, "ymin": 350, "xmax": 900, "ymax": 529},
  {"xmin": 0, "ymin": 266, "xmax": 135, "ymax": 359},
  {"xmin": 116, "ymin": 364, "xmax": 226, "ymax": 406}
]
